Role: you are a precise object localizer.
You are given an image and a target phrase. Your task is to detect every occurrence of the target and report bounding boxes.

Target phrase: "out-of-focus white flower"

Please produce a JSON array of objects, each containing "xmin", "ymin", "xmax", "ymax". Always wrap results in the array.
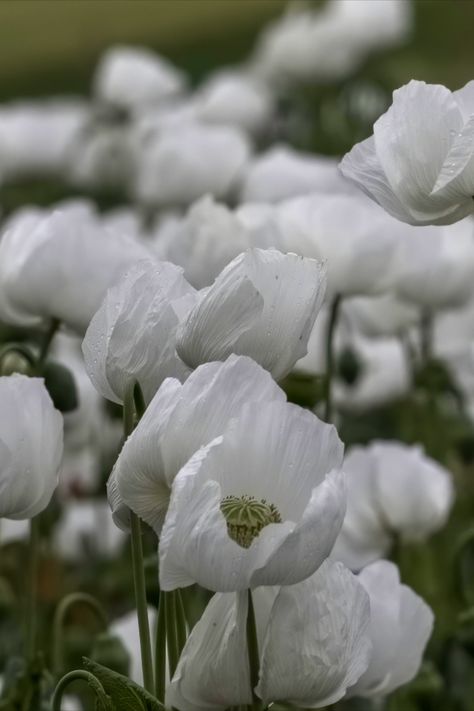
[
  {"xmin": 167, "ymin": 560, "xmax": 371, "ymax": 710},
  {"xmin": 133, "ymin": 123, "xmax": 251, "ymax": 207},
  {"xmin": 271, "ymin": 193, "xmax": 403, "ymax": 297},
  {"xmin": 67, "ymin": 124, "xmax": 135, "ymax": 191},
  {"xmin": 83, "ymin": 260, "xmax": 195, "ymax": 405},
  {"xmin": 54, "ymin": 499, "xmax": 126, "ymax": 560},
  {"xmin": 434, "ymin": 295, "xmax": 474, "ymax": 357},
  {"xmin": 0, "ymin": 208, "xmax": 151, "ymax": 334},
  {"xmin": 93, "ymin": 46, "xmax": 187, "ymax": 111},
  {"xmin": 240, "ymin": 146, "xmax": 355, "ymax": 203},
  {"xmin": 176, "ymin": 248, "xmax": 326, "ymax": 380},
  {"xmin": 348, "ymin": 560, "xmax": 433, "ymax": 698},
  {"xmin": 159, "ymin": 396, "xmax": 345, "ymax": 592},
  {"xmin": 152, "ymin": 196, "xmax": 251, "ymax": 289},
  {"xmin": 340, "ymin": 80, "xmax": 474, "ymax": 226},
  {"xmin": 112, "ymin": 355, "xmax": 286, "ymax": 532},
  {"xmin": 332, "ymin": 442, "xmax": 454, "ymax": 570},
  {"xmin": 391, "ymin": 218, "xmax": 474, "ymax": 310},
  {"xmin": 111, "ymin": 607, "xmax": 157, "ymax": 685},
  {"xmin": 0, "ymin": 100, "xmax": 89, "ymax": 182},
  {"xmin": 250, "ymin": 0, "xmax": 411, "ymax": 87},
  {"xmin": 333, "ymin": 335, "xmax": 411, "ymax": 413},
  {"xmin": 0, "ymin": 518, "xmax": 29, "ymax": 545},
  {"xmin": 194, "ymin": 69, "xmax": 273, "ymax": 135},
  {"xmin": 0, "ymin": 375, "xmax": 63, "ymax": 519},
  {"xmin": 343, "ymin": 293, "xmax": 419, "ymax": 338}
]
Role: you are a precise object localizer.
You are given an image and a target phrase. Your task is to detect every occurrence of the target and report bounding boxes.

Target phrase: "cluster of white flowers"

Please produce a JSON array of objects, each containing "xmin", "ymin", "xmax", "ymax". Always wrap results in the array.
[{"xmin": 1, "ymin": 0, "xmax": 471, "ymax": 708}]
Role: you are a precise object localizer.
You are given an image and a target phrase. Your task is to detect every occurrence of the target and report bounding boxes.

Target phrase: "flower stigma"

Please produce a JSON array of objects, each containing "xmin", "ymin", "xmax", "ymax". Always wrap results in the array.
[{"xmin": 220, "ymin": 494, "xmax": 282, "ymax": 548}]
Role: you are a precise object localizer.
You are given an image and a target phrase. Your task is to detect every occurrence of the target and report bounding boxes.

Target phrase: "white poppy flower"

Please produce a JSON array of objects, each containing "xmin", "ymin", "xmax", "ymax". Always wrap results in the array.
[
  {"xmin": 0, "ymin": 375, "xmax": 63, "ymax": 520},
  {"xmin": 153, "ymin": 196, "xmax": 251, "ymax": 289},
  {"xmin": 0, "ymin": 100, "xmax": 89, "ymax": 182},
  {"xmin": 167, "ymin": 560, "xmax": 371, "ymax": 711},
  {"xmin": 176, "ymin": 248, "xmax": 327, "ymax": 380},
  {"xmin": 332, "ymin": 442, "xmax": 454, "ymax": 570},
  {"xmin": 83, "ymin": 260, "xmax": 195, "ymax": 405},
  {"xmin": 54, "ymin": 499, "xmax": 126, "ymax": 560},
  {"xmin": 391, "ymin": 218, "xmax": 474, "ymax": 310},
  {"xmin": 111, "ymin": 355, "xmax": 286, "ymax": 532},
  {"xmin": 194, "ymin": 70, "xmax": 273, "ymax": 135},
  {"xmin": 272, "ymin": 193, "xmax": 404, "ymax": 298},
  {"xmin": 333, "ymin": 335, "xmax": 411, "ymax": 413},
  {"xmin": 110, "ymin": 607, "xmax": 157, "ymax": 685},
  {"xmin": 0, "ymin": 208, "xmax": 151, "ymax": 334},
  {"xmin": 133, "ymin": 122, "xmax": 251, "ymax": 207},
  {"xmin": 343, "ymin": 293, "xmax": 419, "ymax": 338},
  {"xmin": 93, "ymin": 46, "xmax": 187, "ymax": 111},
  {"xmin": 240, "ymin": 146, "xmax": 355, "ymax": 203},
  {"xmin": 340, "ymin": 80, "xmax": 474, "ymax": 226},
  {"xmin": 348, "ymin": 560, "xmax": 434, "ymax": 698},
  {"xmin": 159, "ymin": 399, "xmax": 345, "ymax": 592}
]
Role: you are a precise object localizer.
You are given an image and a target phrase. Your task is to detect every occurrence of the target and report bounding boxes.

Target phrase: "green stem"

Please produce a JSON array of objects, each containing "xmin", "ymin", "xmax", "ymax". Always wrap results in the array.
[
  {"xmin": 420, "ymin": 308, "xmax": 433, "ymax": 366},
  {"xmin": 52, "ymin": 592, "xmax": 108, "ymax": 676},
  {"xmin": 155, "ymin": 589, "xmax": 167, "ymax": 703},
  {"xmin": 123, "ymin": 382, "xmax": 154, "ymax": 695},
  {"xmin": 51, "ymin": 670, "xmax": 110, "ymax": 711},
  {"xmin": 130, "ymin": 510, "xmax": 155, "ymax": 695},
  {"xmin": 37, "ymin": 318, "xmax": 60, "ymax": 368},
  {"xmin": 324, "ymin": 293, "xmax": 342, "ymax": 424},
  {"xmin": 246, "ymin": 590, "xmax": 260, "ymax": 708},
  {"xmin": 175, "ymin": 589, "xmax": 188, "ymax": 653},
  {"xmin": 25, "ymin": 516, "xmax": 40, "ymax": 661},
  {"xmin": 165, "ymin": 591, "xmax": 179, "ymax": 680}
]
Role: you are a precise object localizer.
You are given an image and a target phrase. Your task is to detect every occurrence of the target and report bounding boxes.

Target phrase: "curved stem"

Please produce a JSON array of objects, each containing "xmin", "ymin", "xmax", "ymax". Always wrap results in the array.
[
  {"xmin": 324, "ymin": 294, "xmax": 342, "ymax": 424},
  {"xmin": 37, "ymin": 318, "xmax": 60, "ymax": 368},
  {"xmin": 52, "ymin": 592, "xmax": 108, "ymax": 676},
  {"xmin": 246, "ymin": 590, "xmax": 260, "ymax": 708},
  {"xmin": 25, "ymin": 516, "xmax": 40, "ymax": 661},
  {"xmin": 51, "ymin": 670, "xmax": 110, "ymax": 711}
]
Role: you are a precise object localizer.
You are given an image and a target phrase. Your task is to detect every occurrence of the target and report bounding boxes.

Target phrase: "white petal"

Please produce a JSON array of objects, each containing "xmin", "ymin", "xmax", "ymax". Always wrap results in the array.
[
  {"xmin": 166, "ymin": 592, "xmax": 252, "ymax": 711},
  {"xmin": 339, "ymin": 136, "xmax": 416, "ymax": 224},
  {"xmin": 257, "ymin": 560, "xmax": 372, "ymax": 707},
  {"xmin": 374, "ymin": 80, "xmax": 466, "ymax": 223},
  {"xmin": 177, "ymin": 248, "xmax": 326, "ymax": 380},
  {"xmin": 113, "ymin": 378, "xmax": 183, "ymax": 532}
]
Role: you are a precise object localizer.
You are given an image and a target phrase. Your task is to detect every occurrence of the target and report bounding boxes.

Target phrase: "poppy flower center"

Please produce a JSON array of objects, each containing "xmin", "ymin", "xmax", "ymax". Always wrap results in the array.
[{"xmin": 220, "ymin": 494, "xmax": 282, "ymax": 549}]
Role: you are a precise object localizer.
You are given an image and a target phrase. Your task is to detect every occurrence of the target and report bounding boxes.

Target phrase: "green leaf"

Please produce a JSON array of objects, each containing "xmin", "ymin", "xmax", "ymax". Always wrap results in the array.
[
  {"xmin": 83, "ymin": 658, "xmax": 164, "ymax": 711},
  {"xmin": 41, "ymin": 360, "xmax": 78, "ymax": 412}
]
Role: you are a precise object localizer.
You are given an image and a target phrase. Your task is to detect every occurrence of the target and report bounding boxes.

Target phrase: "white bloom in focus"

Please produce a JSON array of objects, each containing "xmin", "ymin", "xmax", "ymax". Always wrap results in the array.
[
  {"xmin": 332, "ymin": 442, "xmax": 454, "ymax": 570},
  {"xmin": 0, "ymin": 208, "xmax": 151, "ymax": 334},
  {"xmin": 176, "ymin": 248, "xmax": 327, "ymax": 380},
  {"xmin": 194, "ymin": 70, "xmax": 273, "ymax": 135},
  {"xmin": 133, "ymin": 123, "xmax": 251, "ymax": 207},
  {"xmin": 112, "ymin": 355, "xmax": 286, "ymax": 532},
  {"xmin": 340, "ymin": 80, "xmax": 474, "ymax": 225},
  {"xmin": 0, "ymin": 375, "xmax": 63, "ymax": 519},
  {"xmin": 348, "ymin": 560, "xmax": 433, "ymax": 698},
  {"xmin": 159, "ymin": 398, "xmax": 345, "ymax": 592},
  {"xmin": 167, "ymin": 560, "xmax": 371, "ymax": 710},
  {"xmin": 93, "ymin": 46, "xmax": 187, "ymax": 111},
  {"xmin": 240, "ymin": 146, "xmax": 355, "ymax": 203},
  {"xmin": 83, "ymin": 260, "xmax": 195, "ymax": 405}
]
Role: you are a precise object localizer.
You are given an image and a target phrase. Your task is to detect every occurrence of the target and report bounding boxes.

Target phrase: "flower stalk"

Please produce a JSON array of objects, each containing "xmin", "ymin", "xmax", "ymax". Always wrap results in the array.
[
  {"xmin": 324, "ymin": 293, "xmax": 342, "ymax": 423},
  {"xmin": 246, "ymin": 589, "xmax": 261, "ymax": 710},
  {"xmin": 25, "ymin": 515, "xmax": 40, "ymax": 661}
]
